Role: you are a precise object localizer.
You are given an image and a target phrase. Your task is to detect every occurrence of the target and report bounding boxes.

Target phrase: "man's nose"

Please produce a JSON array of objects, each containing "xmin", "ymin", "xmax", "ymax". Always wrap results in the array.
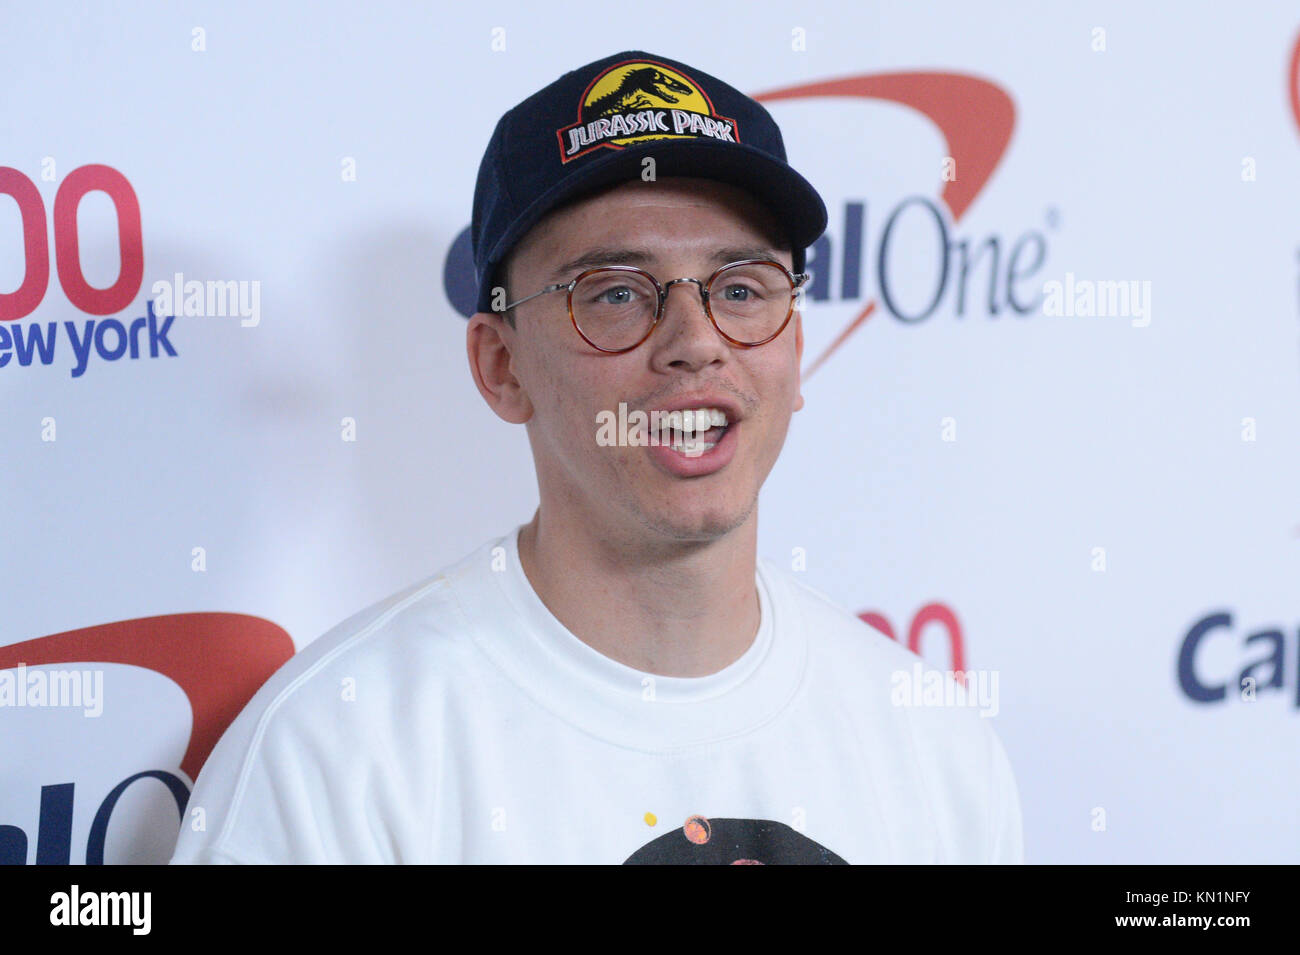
[{"xmin": 653, "ymin": 278, "xmax": 727, "ymax": 365}]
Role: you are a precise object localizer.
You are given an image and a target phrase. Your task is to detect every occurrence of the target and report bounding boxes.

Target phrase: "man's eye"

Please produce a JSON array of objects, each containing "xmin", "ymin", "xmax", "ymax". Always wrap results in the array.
[
  {"xmin": 720, "ymin": 283, "xmax": 759, "ymax": 301},
  {"xmin": 595, "ymin": 286, "xmax": 638, "ymax": 305}
]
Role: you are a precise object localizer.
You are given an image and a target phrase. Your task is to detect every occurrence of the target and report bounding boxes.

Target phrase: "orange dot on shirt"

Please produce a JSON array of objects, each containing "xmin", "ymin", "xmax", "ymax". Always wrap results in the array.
[
  {"xmin": 683, "ymin": 815, "xmax": 711, "ymax": 845},
  {"xmin": 644, "ymin": 812, "xmax": 657, "ymax": 826}
]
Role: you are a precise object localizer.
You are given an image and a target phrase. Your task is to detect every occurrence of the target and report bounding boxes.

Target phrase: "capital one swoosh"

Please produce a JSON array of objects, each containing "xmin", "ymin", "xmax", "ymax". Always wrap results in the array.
[
  {"xmin": 0, "ymin": 613, "xmax": 294, "ymax": 781},
  {"xmin": 754, "ymin": 72, "xmax": 1016, "ymax": 377}
]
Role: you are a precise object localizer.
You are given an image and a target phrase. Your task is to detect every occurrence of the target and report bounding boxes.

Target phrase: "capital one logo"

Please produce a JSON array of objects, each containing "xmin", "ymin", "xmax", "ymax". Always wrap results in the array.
[
  {"xmin": 753, "ymin": 72, "xmax": 1020, "ymax": 377},
  {"xmin": 0, "ymin": 614, "xmax": 293, "ymax": 864},
  {"xmin": 1178, "ymin": 609, "xmax": 1300, "ymax": 709}
]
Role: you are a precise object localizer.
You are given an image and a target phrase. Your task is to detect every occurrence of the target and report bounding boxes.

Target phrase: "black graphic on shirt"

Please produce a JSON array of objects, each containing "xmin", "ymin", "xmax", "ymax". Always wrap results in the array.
[{"xmin": 624, "ymin": 815, "xmax": 847, "ymax": 865}]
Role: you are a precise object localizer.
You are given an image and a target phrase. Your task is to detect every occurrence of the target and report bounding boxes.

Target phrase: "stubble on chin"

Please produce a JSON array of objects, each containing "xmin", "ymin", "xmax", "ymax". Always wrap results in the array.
[{"xmin": 623, "ymin": 482, "xmax": 758, "ymax": 545}]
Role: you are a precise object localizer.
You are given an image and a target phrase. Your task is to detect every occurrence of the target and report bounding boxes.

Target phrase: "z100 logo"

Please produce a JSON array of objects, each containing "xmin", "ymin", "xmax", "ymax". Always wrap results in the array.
[
  {"xmin": 0, "ymin": 164, "xmax": 175, "ymax": 377},
  {"xmin": 859, "ymin": 603, "xmax": 965, "ymax": 673}
]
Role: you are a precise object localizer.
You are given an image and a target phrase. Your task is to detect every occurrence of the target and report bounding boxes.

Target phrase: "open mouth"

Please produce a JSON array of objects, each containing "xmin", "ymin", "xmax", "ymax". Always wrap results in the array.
[
  {"xmin": 655, "ymin": 408, "xmax": 731, "ymax": 458},
  {"xmin": 666, "ymin": 423, "xmax": 729, "ymax": 457}
]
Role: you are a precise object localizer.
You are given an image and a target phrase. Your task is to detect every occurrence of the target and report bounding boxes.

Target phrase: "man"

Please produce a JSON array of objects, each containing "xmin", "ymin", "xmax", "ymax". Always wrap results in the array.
[{"xmin": 171, "ymin": 50, "xmax": 1023, "ymax": 864}]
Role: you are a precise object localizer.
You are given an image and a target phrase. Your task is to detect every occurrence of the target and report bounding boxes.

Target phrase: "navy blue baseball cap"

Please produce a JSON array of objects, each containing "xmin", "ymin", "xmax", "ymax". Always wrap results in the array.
[{"xmin": 470, "ymin": 50, "xmax": 828, "ymax": 315}]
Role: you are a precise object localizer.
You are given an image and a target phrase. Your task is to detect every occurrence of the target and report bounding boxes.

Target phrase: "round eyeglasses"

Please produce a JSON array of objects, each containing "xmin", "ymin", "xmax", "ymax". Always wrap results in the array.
[{"xmin": 498, "ymin": 259, "xmax": 810, "ymax": 353}]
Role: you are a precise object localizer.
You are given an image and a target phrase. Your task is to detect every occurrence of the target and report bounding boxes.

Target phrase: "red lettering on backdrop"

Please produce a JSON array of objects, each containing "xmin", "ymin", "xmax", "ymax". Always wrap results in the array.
[
  {"xmin": 53, "ymin": 164, "xmax": 144, "ymax": 316},
  {"xmin": 0, "ymin": 167, "xmax": 50, "ymax": 323},
  {"xmin": 0, "ymin": 614, "xmax": 294, "ymax": 782},
  {"xmin": 1289, "ymin": 31, "xmax": 1300, "ymax": 140},
  {"xmin": 858, "ymin": 603, "xmax": 966, "ymax": 676},
  {"xmin": 858, "ymin": 611, "xmax": 895, "ymax": 640},
  {"xmin": 0, "ymin": 165, "xmax": 144, "ymax": 321},
  {"xmin": 753, "ymin": 73, "xmax": 1016, "ymax": 378}
]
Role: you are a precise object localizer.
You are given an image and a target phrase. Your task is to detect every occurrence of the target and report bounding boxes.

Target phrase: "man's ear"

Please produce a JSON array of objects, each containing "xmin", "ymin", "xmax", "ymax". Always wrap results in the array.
[
  {"xmin": 793, "ymin": 311, "xmax": 805, "ymax": 413},
  {"xmin": 466, "ymin": 312, "xmax": 533, "ymax": 424}
]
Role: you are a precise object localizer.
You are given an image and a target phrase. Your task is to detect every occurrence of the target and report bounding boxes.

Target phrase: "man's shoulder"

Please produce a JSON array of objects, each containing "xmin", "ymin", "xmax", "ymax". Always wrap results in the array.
[
  {"xmin": 172, "ymin": 534, "xmax": 508, "ymax": 863},
  {"xmin": 761, "ymin": 559, "xmax": 1022, "ymax": 862},
  {"xmin": 193, "ymin": 535, "xmax": 505, "ymax": 773},
  {"xmin": 252, "ymin": 534, "xmax": 503, "ymax": 710},
  {"xmin": 761, "ymin": 557, "xmax": 1001, "ymax": 743},
  {"xmin": 759, "ymin": 557, "xmax": 924, "ymax": 673}
]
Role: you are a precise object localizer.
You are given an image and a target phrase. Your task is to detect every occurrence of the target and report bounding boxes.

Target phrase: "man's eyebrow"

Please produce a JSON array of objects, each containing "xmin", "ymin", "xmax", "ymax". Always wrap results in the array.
[{"xmin": 546, "ymin": 247, "xmax": 783, "ymax": 282}]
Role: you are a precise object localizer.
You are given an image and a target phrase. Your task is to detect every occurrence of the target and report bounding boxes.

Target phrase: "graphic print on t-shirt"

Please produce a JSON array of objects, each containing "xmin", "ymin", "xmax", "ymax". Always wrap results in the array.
[{"xmin": 624, "ymin": 814, "xmax": 847, "ymax": 864}]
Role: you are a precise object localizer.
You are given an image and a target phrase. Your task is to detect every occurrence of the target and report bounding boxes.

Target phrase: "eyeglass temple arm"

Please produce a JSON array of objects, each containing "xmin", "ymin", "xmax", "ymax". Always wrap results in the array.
[{"xmin": 498, "ymin": 283, "xmax": 569, "ymax": 314}]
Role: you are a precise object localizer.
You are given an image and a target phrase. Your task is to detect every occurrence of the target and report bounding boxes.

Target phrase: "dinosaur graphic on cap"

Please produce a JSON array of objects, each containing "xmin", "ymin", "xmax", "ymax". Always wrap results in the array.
[{"xmin": 557, "ymin": 59, "xmax": 740, "ymax": 162}]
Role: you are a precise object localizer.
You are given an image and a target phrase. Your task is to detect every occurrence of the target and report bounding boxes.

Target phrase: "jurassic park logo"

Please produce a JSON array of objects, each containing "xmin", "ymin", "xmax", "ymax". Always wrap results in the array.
[{"xmin": 557, "ymin": 59, "xmax": 740, "ymax": 162}]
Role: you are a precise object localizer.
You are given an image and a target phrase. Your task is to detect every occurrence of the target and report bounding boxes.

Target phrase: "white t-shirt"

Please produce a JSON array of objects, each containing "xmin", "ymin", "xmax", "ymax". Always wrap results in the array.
[{"xmin": 170, "ymin": 526, "xmax": 1024, "ymax": 864}]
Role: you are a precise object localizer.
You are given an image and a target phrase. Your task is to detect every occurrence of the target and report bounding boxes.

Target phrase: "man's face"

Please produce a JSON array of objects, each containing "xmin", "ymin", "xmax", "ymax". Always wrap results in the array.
[{"xmin": 502, "ymin": 176, "xmax": 804, "ymax": 545}]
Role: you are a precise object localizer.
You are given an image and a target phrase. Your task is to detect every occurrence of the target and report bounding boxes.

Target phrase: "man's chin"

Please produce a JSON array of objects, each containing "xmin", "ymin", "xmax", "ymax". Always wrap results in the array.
[{"xmin": 634, "ymin": 500, "xmax": 753, "ymax": 544}]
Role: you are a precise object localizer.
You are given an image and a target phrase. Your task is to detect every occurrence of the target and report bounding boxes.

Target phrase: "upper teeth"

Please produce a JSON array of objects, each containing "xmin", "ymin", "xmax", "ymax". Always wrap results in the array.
[{"xmin": 660, "ymin": 407, "xmax": 728, "ymax": 433}]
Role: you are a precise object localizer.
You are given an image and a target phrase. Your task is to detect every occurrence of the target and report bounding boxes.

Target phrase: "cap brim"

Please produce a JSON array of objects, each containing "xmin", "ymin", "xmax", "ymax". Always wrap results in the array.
[{"xmin": 477, "ymin": 138, "xmax": 827, "ymax": 313}]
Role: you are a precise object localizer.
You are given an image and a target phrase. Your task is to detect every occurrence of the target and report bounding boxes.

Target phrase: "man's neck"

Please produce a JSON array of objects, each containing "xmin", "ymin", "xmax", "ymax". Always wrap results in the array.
[{"xmin": 515, "ymin": 508, "xmax": 761, "ymax": 678}]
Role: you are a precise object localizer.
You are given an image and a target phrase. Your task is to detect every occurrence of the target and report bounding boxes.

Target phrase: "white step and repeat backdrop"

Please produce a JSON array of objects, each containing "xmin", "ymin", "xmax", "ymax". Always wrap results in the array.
[{"xmin": 3, "ymin": 1, "xmax": 1297, "ymax": 864}]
